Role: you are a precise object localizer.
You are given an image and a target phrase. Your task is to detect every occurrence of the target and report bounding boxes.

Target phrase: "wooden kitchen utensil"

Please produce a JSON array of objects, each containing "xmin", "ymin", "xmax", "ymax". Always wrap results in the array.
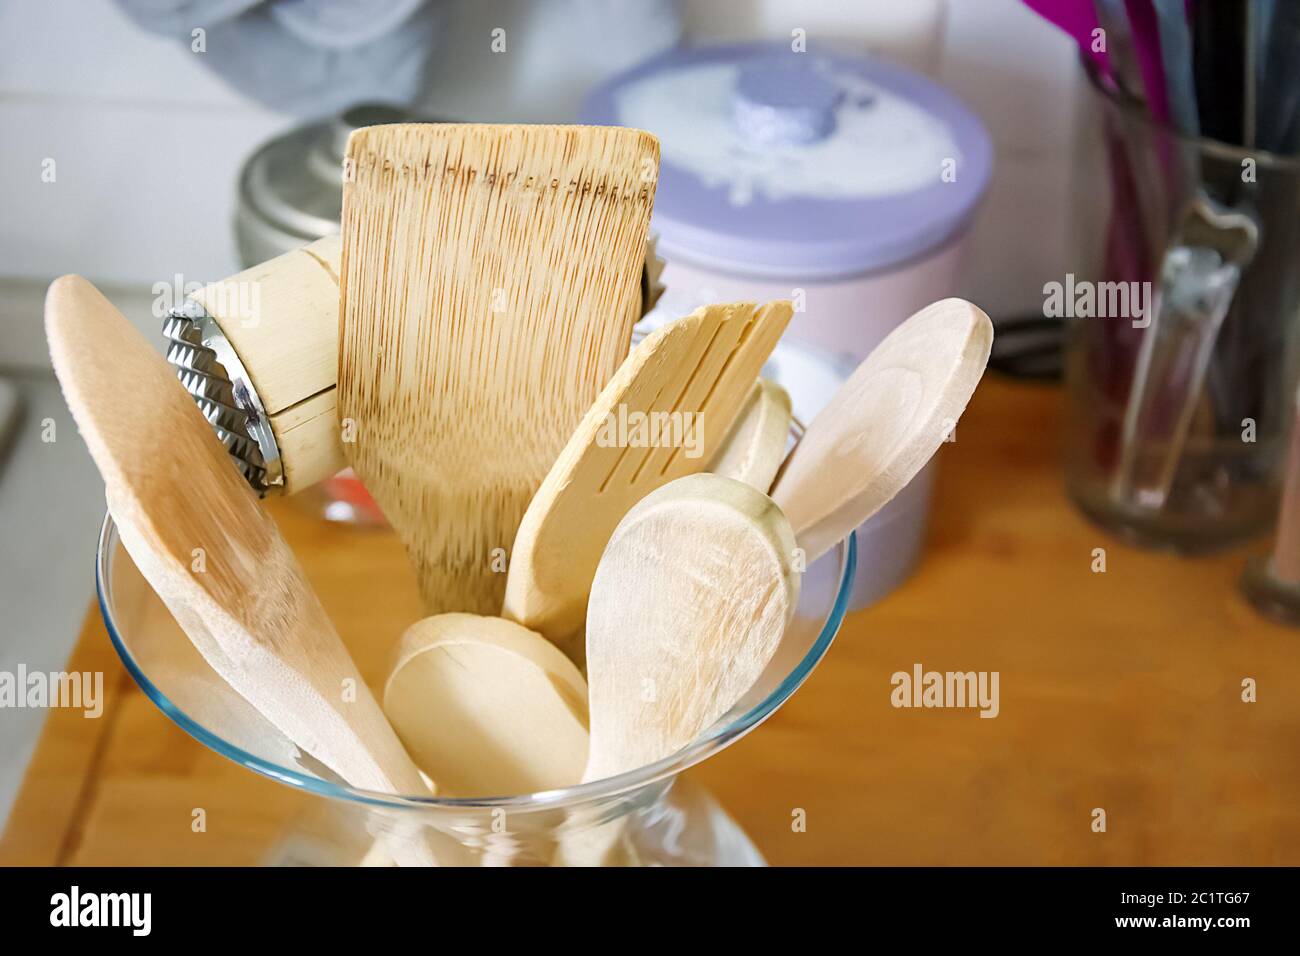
[
  {"xmin": 382, "ymin": 613, "xmax": 589, "ymax": 797},
  {"xmin": 46, "ymin": 276, "xmax": 441, "ymax": 863},
  {"xmin": 707, "ymin": 378, "xmax": 792, "ymax": 494},
  {"xmin": 503, "ymin": 301, "xmax": 792, "ymax": 653},
  {"xmin": 582, "ymin": 473, "xmax": 800, "ymax": 783},
  {"xmin": 165, "ymin": 236, "xmax": 345, "ymax": 496},
  {"xmin": 339, "ymin": 123, "xmax": 659, "ymax": 615},
  {"xmin": 167, "ymin": 236, "xmax": 667, "ymax": 500},
  {"xmin": 772, "ymin": 297, "xmax": 993, "ymax": 564}
]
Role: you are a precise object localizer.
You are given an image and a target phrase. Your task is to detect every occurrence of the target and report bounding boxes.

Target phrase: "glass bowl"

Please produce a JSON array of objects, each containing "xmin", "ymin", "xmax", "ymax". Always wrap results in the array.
[{"xmin": 95, "ymin": 502, "xmax": 855, "ymax": 865}]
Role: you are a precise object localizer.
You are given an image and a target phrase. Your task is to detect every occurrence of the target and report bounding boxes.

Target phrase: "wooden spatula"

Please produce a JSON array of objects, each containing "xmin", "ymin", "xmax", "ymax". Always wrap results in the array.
[
  {"xmin": 708, "ymin": 378, "xmax": 792, "ymax": 493},
  {"xmin": 773, "ymin": 297, "xmax": 993, "ymax": 563},
  {"xmin": 582, "ymin": 473, "xmax": 800, "ymax": 782},
  {"xmin": 382, "ymin": 613, "xmax": 589, "ymax": 797},
  {"xmin": 46, "ymin": 276, "xmax": 440, "ymax": 862},
  {"xmin": 339, "ymin": 123, "xmax": 659, "ymax": 615},
  {"xmin": 503, "ymin": 301, "xmax": 792, "ymax": 653}
]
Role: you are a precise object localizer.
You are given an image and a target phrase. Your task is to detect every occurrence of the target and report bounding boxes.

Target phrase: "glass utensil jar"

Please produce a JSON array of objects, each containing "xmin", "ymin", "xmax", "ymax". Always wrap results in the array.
[
  {"xmin": 95, "ymin": 503, "xmax": 854, "ymax": 866},
  {"xmin": 1064, "ymin": 64, "xmax": 1300, "ymax": 552}
]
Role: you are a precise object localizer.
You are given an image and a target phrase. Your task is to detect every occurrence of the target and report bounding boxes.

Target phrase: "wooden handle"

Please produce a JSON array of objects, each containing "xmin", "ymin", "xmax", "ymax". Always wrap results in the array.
[{"xmin": 192, "ymin": 236, "xmax": 345, "ymax": 495}]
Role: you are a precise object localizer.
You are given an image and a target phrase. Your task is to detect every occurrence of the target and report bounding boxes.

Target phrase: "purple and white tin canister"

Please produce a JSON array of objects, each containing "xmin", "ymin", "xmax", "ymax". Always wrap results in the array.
[{"xmin": 585, "ymin": 42, "xmax": 992, "ymax": 608}]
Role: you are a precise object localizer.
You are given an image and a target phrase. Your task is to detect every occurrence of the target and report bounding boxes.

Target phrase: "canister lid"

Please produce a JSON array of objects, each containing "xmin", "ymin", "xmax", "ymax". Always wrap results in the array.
[
  {"xmin": 238, "ymin": 103, "xmax": 423, "ymax": 249},
  {"xmin": 582, "ymin": 42, "xmax": 993, "ymax": 279}
]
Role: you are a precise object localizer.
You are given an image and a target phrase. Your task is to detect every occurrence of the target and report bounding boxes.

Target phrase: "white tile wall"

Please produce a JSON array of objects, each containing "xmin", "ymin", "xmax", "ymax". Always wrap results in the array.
[
  {"xmin": 939, "ymin": 0, "xmax": 1084, "ymax": 317},
  {"xmin": 0, "ymin": 1, "xmax": 251, "ymax": 105},
  {"xmin": 0, "ymin": 1, "xmax": 287, "ymax": 290},
  {"xmin": 0, "ymin": 0, "xmax": 1085, "ymax": 316},
  {"xmin": 1, "ymin": 97, "xmax": 283, "ymax": 283}
]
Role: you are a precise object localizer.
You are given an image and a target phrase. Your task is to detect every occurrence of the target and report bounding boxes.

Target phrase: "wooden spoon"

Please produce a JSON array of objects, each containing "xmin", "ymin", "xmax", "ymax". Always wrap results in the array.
[
  {"xmin": 772, "ymin": 298, "xmax": 993, "ymax": 563},
  {"xmin": 582, "ymin": 473, "xmax": 800, "ymax": 783},
  {"xmin": 707, "ymin": 378, "xmax": 792, "ymax": 493},
  {"xmin": 503, "ymin": 301, "xmax": 792, "ymax": 654},
  {"xmin": 46, "ymin": 276, "xmax": 440, "ymax": 864},
  {"xmin": 382, "ymin": 614, "xmax": 589, "ymax": 797},
  {"xmin": 339, "ymin": 123, "xmax": 659, "ymax": 615}
]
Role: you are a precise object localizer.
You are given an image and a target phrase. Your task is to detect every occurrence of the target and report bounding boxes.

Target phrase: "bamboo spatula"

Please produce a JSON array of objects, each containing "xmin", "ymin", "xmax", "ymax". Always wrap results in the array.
[
  {"xmin": 503, "ymin": 301, "xmax": 792, "ymax": 652},
  {"xmin": 46, "ymin": 277, "xmax": 436, "ymax": 833},
  {"xmin": 582, "ymin": 473, "xmax": 800, "ymax": 782},
  {"xmin": 773, "ymin": 298, "xmax": 993, "ymax": 563},
  {"xmin": 339, "ymin": 123, "xmax": 659, "ymax": 615}
]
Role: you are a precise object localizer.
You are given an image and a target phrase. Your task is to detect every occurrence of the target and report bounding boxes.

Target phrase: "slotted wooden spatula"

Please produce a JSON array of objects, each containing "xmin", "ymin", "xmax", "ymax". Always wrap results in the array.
[
  {"xmin": 503, "ymin": 301, "xmax": 792, "ymax": 653},
  {"xmin": 46, "ymin": 276, "xmax": 441, "ymax": 863},
  {"xmin": 339, "ymin": 123, "xmax": 659, "ymax": 615},
  {"xmin": 773, "ymin": 298, "xmax": 993, "ymax": 563}
]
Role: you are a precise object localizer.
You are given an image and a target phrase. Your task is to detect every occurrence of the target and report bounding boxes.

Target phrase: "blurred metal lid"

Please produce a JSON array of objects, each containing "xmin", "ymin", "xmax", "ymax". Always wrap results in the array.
[{"xmin": 235, "ymin": 103, "xmax": 428, "ymax": 266}]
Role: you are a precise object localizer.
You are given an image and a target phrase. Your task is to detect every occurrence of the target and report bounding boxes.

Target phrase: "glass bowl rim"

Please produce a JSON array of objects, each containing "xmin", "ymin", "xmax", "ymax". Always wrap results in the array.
[
  {"xmin": 96, "ymin": 511, "xmax": 855, "ymax": 813},
  {"xmin": 1080, "ymin": 53, "xmax": 1300, "ymax": 171}
]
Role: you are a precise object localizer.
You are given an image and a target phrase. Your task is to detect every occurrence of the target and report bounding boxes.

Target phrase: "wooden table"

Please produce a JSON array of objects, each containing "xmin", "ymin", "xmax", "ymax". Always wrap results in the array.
[{"xmin": 3, "ymin": 377, "xmax": 1296, "ymax": 866}]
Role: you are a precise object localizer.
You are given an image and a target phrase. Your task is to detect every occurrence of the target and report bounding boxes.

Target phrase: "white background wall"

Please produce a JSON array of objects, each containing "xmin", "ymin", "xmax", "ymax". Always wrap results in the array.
[{"xmin": 0, "ymin": 0, "xmax": 1082, "ymax": 334}]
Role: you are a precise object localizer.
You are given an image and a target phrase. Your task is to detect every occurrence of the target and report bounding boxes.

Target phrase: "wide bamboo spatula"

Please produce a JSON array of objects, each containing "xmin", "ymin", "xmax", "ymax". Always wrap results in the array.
[
  {"xmin": 773, "ymin": 298, "xmax": 993, "ymax": 563},
  {"xmin": 582, "ymin": 473, "xmax": 800, "ymax": 782},
  {"xmin": 503, "ymin": 301, "xmax": 792, "ymax": 653},
  {"xmin": 46, "ymin": 276, "xmax": 441, "ymax": 864},
  {"xmin": 339, "ymin": 123, "xmax": 659, "ymax": 615}
]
